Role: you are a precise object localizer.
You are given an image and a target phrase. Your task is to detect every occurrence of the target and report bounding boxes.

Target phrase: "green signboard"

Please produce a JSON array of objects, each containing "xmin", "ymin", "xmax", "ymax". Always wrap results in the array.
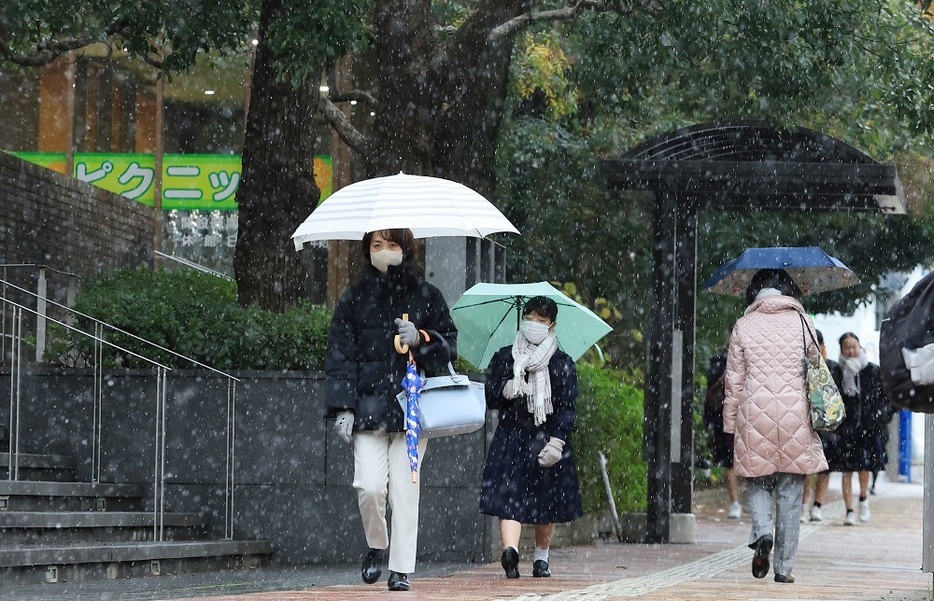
[{"xmin": 11, "ymin": 152, "xmax": 333, "ymax": 211}]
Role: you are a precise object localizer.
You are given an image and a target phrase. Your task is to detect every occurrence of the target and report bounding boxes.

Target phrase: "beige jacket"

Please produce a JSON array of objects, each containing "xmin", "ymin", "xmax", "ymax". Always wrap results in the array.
[{"xmin": 722, "ymin": 295, "xmax": 828, "ymax": 478}]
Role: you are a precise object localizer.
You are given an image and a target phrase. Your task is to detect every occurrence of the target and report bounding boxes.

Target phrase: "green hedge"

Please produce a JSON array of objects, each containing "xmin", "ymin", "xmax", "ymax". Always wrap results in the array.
[
  {"xmin": 574, "ymin": 364, "xmax": 647, "ymax": 514},
  {"xmin": 46, "ymin": 268, "xmax": 331, "ymax": 371}
]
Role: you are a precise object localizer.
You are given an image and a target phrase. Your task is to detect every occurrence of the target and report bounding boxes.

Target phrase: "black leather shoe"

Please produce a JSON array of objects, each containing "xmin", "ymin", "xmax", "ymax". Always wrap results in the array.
[
  {"xmin": 532, "ymin": 559, "xmax": 551, "ymax": 578},
  {"xmin": 750, "ymin": 534, "xmax": 772, "ymax": 579},
  {"xmin": 388, "ymin": 570, "xmax": 410, "ymax": 591},
  {"xmin": 361, "ymin": 548, "xmax": 384, "ymax": 584},
  {"xmin": 774, "ymin": 573, "xmax": 795, "ymax": 583},
  {"xmin": 501, "ymin": 547, "xmax": 520, "ymax": 579}
]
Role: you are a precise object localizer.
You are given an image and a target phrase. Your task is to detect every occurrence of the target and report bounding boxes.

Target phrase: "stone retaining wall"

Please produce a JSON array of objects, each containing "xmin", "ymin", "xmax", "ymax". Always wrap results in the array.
[{"xmin": 0, "ymin": 367, "xmax": 499, "ymax": 566}]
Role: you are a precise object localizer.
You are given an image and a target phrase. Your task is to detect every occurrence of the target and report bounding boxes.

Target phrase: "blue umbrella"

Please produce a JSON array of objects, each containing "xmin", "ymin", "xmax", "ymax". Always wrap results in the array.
[
  {"xmin": 703, "ymin": 246, "xmax": 860, "ymax": 296},
  {"xmin": 400, "ymin": 361, "xmax": 425, "ymax": 483}
]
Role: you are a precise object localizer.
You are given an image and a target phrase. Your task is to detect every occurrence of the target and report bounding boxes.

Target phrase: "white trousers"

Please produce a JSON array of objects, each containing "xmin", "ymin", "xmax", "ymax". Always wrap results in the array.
[{"xmin": 353, "ymin": 429, "xmax": 428, "ymax": 574}]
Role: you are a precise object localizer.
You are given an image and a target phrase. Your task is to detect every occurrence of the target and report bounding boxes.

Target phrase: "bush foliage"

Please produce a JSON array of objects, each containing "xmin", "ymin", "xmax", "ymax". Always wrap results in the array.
[
  {"xmin": 573, "ymin": 363, "xmax": 647, "ymax": 514},
  {"xmin": 47, "ymin": 268, "xmax": 331, "ymax": 371}
]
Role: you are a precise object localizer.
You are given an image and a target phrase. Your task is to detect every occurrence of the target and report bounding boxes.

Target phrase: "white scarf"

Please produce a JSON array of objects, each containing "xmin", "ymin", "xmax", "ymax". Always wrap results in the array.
[
  {"xmin": 840, "ymin": 349, "xmax": 869, "ymax": 396},
  {"xmin": 511, "ymin": 330, "xmax": 559, "ymax": 426},
  {"xmin": 755, "ymin": 287, "xmax": 782, "ymax": 300}
]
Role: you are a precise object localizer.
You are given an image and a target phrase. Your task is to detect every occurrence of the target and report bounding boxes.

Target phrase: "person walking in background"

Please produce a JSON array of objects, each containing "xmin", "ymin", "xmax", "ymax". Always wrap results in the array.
[
  {"xmin": 833, "ymin": 332, "xmax": 895, "ymax": 526},
  {"xmin": 800, "ymin": 330, "xmax": 839, "ymax": 523},
  {"xmin": 325, "ymin": 229, "xmax": 458, "ymax": 592},
  {"xmin": 723, "ymin": 269, "xmax": 828, "ymax": 584},
  {"xmin": 703, "ymin": 333, "xmax": 742, "ymax": 519},
  {"xmin": 480, "ymin": 296, "xmax": 583, "ymax": 580}
]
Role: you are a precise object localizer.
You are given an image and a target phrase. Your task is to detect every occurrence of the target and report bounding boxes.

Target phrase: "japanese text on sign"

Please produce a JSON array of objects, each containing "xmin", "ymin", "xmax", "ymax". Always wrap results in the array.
[{"xmin": 12, "ymin": 152, "xmax": 333, "ymax": 211}]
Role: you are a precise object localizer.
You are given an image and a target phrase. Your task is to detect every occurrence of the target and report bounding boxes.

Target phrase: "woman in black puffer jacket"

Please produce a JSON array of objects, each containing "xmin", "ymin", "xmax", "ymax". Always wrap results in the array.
[{"xmin": 325, "ymin": 228, "xmax": 457, "ymax": 592}]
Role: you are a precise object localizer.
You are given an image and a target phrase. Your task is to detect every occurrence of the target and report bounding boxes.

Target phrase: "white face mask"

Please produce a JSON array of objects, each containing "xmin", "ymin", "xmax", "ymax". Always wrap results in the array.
[
  {"xmin": 520, "ymin": 320, "xmax": 551, "ymax": 345},
  {"xmin": 370, "ymin": 249, "xmax": 404, "ymax": 273}
]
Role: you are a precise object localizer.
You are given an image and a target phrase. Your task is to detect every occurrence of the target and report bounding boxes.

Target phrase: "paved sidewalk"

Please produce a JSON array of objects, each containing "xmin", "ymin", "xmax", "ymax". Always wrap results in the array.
[{"xmin": 2, "ymin": 472, "xmax": 930, "ymax": 601}]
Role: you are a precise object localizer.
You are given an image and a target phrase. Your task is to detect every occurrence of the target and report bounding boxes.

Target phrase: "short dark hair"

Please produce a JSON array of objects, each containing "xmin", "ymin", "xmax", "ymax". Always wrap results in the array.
[
  {"xmin": 816, "ymin": 329, "xmax": 824, "ymax": 345},
  {"xmin": 839, "ymin": 331, "xmax": 860, "ymax": 346},
  {"xmin": 361, "ymin": 229, "xmax": 416, "ymax": 259},
  {"xmin": 522, "ymin": 296, "xmax": 558, "ymax": 322},
  {"xmin": 745, "ymin": 269, "xmax": 803, "ymax": 306}
]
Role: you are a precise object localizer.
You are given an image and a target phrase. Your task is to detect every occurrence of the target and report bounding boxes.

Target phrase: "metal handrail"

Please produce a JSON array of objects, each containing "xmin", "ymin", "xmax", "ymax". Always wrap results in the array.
[
  {"xmin": 1, "ymin": 274, "xmax": 241, "ymax": 541},
  {"xmin": 0, "ymin": 263, "xmax": 80, "ymax": 277},
  {"xmin": 1, "ymin": 264, "xmax": 79, "ymax": 365},
  {"xmin": 0, "ymin": 296, "xmax": 170, "ymax": 369},
  {"xmin": 2, "ymin": 294, "xmax": 172, "ymax": 540},
  {"xmin": 0, "ymin": 277, "xmax": 239, "ymax": 381},
  {"xmin": 154, "ymin": 250, "xmax": 233, "ymax": 281}
]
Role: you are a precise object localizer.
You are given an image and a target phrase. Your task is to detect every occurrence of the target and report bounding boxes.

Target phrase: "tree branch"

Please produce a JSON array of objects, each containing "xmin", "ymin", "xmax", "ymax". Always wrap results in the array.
[
  {"xmin": 487, "ymin": 0, "xmax": 661, "ymax": 42},
  {"xmin": 489, "ymin": 1, "xmax": 604, "ymax": 41},
  {"xmin": 316, "ymin": 95, "xmax": 371, "ymax": 157},
  {"xmin": 0, "ymin": 34, "xmax": 92, "ymax": 67},
  {"xmin": 140, "ymin": 52, "xmax": 164, "ymax": 70},
  {"xmin": 0, "ymin": 19, "xmax": 132, "ymax": 68},
  {"xmin": 329, "ymin": 88, "xmax": 378, "ymax": 107}
]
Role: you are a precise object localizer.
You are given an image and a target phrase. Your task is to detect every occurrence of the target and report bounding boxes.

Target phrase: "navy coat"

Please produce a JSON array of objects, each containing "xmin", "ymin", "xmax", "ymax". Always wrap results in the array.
[
  {"xmin": 324, "ymin": 260, "xmax": 457, "ymax": 433},
  {"xmin": 825, "ymin": 362, "xmax": 894, "ymax": 472},
  {"xmin": 479, "ymin": 345, "xmax": 583, "ymax": 524}
]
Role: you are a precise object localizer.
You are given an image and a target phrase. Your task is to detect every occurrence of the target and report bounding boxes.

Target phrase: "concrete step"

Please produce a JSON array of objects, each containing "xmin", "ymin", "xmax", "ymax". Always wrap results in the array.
[
  {"xmin": 0, "ymin": 480, "xmax": 144, "ymax": 511},
  {"xmin": 0, "ymin": 452, "xmax": 76, "ymax": 482},
  {"xmin": 0, "ymin": 540, "xmax": 273, "ymax": 583},
  {"xmin": 0, "ymin": 511, "xmax": 207, "ymax": 544}
]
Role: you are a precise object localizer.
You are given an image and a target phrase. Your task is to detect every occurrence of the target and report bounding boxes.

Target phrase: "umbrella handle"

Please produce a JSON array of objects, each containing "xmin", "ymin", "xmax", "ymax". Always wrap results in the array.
[{"xmin": 394, "ymin": 313, "xmax": 410, "ymax": 354}]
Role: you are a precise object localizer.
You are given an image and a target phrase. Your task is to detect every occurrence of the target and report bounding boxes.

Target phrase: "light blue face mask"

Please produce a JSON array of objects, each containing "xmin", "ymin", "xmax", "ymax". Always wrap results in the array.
[{"xmin": 520, "ymin": 320, "xmax": 550, "ymax": 344}]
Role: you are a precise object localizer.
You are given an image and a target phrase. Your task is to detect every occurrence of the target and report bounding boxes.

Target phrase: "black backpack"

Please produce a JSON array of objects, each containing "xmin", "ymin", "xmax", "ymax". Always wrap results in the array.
[{"xmin": 879, "ymin": 270, "xmax": 934, "ymax": 412}]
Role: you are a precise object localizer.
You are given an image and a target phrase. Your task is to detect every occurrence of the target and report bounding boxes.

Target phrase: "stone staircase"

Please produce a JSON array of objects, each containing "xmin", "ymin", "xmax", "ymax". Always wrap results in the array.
[{"xmin": 0, "ymin": 452, "xmax": 272, "ymax": 584}]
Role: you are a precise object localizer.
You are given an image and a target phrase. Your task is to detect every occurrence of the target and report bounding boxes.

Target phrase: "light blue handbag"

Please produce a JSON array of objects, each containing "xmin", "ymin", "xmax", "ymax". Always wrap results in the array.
[{"xmin": 396, "ymin": 362, "xmax": 486, "ymax": 438}]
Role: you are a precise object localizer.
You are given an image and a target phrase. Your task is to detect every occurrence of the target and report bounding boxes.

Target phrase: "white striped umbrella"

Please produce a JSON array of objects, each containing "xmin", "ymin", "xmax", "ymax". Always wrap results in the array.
[{"xmin": 291, "ymin": 172, "xmax": 519, "ymax": 249}]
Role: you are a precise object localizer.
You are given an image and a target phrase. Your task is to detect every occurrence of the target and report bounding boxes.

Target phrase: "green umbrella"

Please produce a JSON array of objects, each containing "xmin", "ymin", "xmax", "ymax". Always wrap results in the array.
[{"xmin": 450, "ymin": 282, "xmax": 613, "ymax": 370}]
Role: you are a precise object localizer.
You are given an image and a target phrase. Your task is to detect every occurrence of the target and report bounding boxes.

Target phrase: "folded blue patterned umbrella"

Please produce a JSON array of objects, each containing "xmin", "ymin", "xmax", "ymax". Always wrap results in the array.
[{"xmin": 400, "ymin": 361, "xmax": 425, "ymax": 483}]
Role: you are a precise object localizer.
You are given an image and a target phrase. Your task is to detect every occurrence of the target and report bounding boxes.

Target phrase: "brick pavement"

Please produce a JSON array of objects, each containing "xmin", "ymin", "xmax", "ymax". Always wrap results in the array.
[{"xmin": 2, "ymin": 472, "xmax": 930, "ymax": 601}]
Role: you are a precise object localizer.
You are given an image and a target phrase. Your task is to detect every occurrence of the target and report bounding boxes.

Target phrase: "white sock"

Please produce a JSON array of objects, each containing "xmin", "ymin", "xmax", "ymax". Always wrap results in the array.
[{"xmin": 533, "ymin": 547, "xmax": 549, "ymax": 563}]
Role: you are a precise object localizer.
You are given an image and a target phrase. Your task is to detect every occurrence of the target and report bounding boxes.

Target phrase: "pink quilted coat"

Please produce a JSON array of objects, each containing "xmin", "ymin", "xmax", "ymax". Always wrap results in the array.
[{"xmin": 722, "ymin": 295, "xmax": 828, "ymax": 478}]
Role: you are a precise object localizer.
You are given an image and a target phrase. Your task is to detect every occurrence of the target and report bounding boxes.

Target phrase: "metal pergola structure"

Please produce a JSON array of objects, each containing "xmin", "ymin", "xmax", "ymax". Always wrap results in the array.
[{"xmin": 600, "ymin": 120, "xmax": 906, "ymax": 544}]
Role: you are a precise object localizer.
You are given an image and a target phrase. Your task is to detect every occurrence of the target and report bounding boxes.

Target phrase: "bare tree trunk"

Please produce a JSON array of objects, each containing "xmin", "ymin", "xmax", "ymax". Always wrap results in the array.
[{"xmin": 234, "ymin": 0, "xmax": 322, "ymax": 311}]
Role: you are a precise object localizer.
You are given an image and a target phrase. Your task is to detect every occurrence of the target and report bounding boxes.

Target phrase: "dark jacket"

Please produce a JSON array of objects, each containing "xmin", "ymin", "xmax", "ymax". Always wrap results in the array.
[
  {"xmin": 702, "ymin": 353, "xmax": 727, "ymax": 432},
  {"xmin": 479, "ymin": 345, "xmax": 582, "ymax": 524},
  {"xmin": 324, "ymin": 260, "xmax": 457, "ymax": 432},
  {"xmin": 827, "ymin": 360, "xmax": 895, "ymax": 472},
  {"xmin": 838, "ymin": 362, "xmax": 893, "ymax": 437}
]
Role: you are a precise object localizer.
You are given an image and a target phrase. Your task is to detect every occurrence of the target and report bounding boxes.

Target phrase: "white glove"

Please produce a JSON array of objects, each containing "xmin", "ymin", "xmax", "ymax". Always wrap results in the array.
[
  {"xmin": 503, "ymin": 379, "xmax": 519, "ymax": 399},
  {"xmin": 538, "ymin": 437, "xmax": 565, "ymax": 468},
  {"xmin": 394, "ymin": 318, "xmax": 421, "ymax": 347},
  {"xmin": 335, "ymin": 411, "xmax": 354, "ymax": 443}
]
